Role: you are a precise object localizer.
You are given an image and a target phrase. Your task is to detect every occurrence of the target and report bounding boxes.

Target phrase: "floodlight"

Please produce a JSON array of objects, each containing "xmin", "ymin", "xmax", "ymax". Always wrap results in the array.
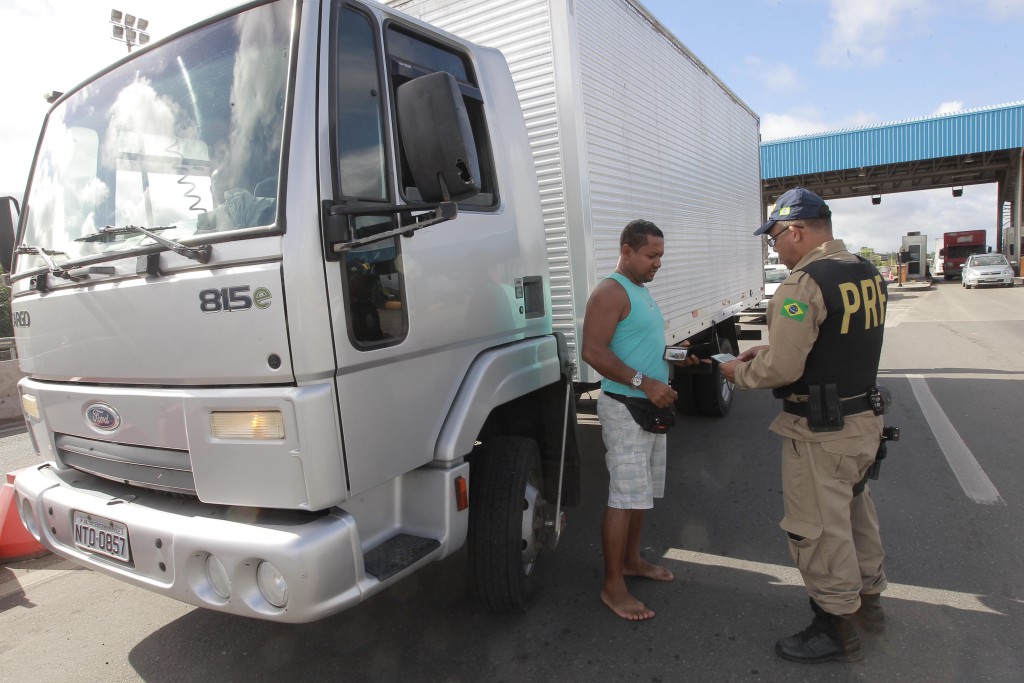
[
  {"xmin": 952, "ymin": 186, "xmax": 963, "ymax": 198},
  {"xmin": 871, "ymin": 194, "xmax": 881, "ymax": 205},
  {"xmin": 110, "ymin": 9, "xmax": 150, "ymax": 51}
]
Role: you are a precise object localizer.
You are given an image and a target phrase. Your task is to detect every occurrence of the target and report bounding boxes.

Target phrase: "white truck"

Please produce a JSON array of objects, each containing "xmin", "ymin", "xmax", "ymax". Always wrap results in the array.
[{"xmin": 5, "ymin": 0, "xmax": 761, "ymax": 623}]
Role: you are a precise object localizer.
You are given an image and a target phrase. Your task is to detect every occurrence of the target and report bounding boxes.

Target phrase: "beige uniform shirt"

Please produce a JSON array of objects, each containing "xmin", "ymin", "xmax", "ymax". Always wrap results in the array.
[{"xmin": 734, "ymin": 240, "xmax": 883, "ymax": 441}]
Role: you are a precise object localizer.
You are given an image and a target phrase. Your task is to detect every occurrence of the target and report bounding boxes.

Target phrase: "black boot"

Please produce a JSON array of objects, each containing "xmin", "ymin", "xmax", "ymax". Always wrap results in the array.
[
  {"xmin": 775, "ymin": 599, "xmax": 863, "ymax": 664},
  {"xmin": 856, "ymin": 592, "xmax": 885, "ymax": 633}
]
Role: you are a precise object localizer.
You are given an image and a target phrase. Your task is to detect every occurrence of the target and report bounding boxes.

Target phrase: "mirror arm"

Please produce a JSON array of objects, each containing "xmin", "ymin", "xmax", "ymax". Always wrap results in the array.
[{"xmin": 323, "ymin": 199, "xmax": 458, "ymax": 254}]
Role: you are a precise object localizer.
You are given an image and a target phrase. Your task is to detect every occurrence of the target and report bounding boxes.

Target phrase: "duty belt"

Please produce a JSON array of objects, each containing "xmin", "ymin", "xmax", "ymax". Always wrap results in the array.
[{"xmin": 782, "ymin": 395, "xmax": 874, "ymax": 417}]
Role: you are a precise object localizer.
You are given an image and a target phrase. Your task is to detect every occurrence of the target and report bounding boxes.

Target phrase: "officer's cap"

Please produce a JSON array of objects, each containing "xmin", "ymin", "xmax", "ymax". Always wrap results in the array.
[{"xmin": 755, "ymin": 187, "xmax": 831, "ymax": 236}]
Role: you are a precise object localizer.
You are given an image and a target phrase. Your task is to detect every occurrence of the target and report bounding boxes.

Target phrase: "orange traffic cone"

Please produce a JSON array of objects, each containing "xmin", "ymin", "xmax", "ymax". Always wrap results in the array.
[{"xmin": 0, "ymin": 469, "xmax": 50, "ymax": 563}]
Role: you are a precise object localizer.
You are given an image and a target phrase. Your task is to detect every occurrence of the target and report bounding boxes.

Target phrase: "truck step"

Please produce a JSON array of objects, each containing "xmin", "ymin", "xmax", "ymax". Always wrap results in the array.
[{"xmin": 364, "ymin": 533, "xmax": 440, "ymax": 581}]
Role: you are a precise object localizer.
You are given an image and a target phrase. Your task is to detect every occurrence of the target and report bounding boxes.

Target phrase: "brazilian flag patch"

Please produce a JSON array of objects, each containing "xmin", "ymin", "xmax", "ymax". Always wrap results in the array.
[{"xmin": 780, "ymin": 298, "xmax": 808, "ymax": 321}]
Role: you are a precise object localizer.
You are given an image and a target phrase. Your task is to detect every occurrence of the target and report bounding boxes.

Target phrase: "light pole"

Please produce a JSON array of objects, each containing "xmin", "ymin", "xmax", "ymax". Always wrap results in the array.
[{"xmin": 110, "ymin": 9, "xmax": 150, "ymax": 52}]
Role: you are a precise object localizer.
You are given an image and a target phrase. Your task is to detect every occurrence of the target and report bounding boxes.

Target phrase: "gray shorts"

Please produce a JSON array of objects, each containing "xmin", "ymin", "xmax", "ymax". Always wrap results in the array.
[{"xmin": 597, "ymin": 393, "xmax": 667, "ymax": 509}]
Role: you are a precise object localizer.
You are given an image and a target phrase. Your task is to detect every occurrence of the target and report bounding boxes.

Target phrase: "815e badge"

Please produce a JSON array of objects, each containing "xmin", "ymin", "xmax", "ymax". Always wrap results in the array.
[{"xmin": 199, "ymin": 286, "xmax": 272, "ymax": 313}]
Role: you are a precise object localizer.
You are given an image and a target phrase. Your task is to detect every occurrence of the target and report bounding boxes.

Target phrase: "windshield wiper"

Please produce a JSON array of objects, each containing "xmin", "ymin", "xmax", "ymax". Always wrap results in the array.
[
  {"xmin": 76, "ymin": 225, "xmax": 175, "ymax": 242},
  {"xmin": 14, "ymin": 245, "xmax": 80, "ymax": 281},
  {"xmin": 76, "ymin": 225, "xmax": 211, "ymax": 264}
]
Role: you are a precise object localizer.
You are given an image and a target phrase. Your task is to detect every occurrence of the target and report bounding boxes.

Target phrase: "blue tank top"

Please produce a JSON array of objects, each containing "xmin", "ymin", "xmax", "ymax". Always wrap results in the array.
[{"xmin": 599, "ymin": 272, "xmax": 669, "ymax": 398}]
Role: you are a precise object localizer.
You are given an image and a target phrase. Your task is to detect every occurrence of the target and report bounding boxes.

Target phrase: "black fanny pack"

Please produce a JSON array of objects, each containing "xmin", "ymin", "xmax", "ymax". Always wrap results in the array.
[{"xmin": 605, "ymin": 392, "xmax": 675, "ymax": 434}]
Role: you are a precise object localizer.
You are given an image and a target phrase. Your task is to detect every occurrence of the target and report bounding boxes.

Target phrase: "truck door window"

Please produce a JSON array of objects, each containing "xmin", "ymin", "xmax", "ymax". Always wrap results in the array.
[
  {"xmin": 334, "ymin": 5, "xmax": 405, "ymax": 347},
  {"xmin": 385, "ymin": 26, "xmax": 497, "ymax": 209},
  {"xmin": 335, "ymin": 7, "xmax": 388, "ymax": 201}
]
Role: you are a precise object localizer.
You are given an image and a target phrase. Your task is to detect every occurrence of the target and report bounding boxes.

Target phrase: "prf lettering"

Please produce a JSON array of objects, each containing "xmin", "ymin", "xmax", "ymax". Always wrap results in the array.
[{"xmin": 838, "ymin": 276, "xmax": 887, "ymax": 333}]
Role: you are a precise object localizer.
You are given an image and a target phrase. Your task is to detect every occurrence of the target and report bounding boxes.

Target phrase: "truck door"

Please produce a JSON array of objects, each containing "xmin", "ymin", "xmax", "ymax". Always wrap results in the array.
[{"xmin": 320, "ymin": 4, "xmax": 504, "ymax": 495}]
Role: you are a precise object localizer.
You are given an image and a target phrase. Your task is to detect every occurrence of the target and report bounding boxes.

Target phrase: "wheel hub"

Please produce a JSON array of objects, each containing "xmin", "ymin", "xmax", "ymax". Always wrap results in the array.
[{"xmin": 520, "ymin": 476, "xmax": 544, "ymax": 575}]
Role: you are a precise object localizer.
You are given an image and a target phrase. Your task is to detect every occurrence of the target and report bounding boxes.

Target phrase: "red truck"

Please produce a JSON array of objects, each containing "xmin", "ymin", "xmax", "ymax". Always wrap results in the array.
[{"xmin": 940, "ymin": 230, "xmax": 988, "ymax": 280}]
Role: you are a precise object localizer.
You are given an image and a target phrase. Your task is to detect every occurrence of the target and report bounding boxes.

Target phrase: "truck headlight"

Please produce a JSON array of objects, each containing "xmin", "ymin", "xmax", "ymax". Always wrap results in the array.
[{"xmin": 209, "ymin": 411, "xmax": 285, "ymax": 440}]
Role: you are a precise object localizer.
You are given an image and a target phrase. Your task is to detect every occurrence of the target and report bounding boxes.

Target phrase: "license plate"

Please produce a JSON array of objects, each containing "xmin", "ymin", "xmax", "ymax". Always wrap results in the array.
[{"xmin": 73, "ymin": 511, "xmax": 131, "ymax": 562}]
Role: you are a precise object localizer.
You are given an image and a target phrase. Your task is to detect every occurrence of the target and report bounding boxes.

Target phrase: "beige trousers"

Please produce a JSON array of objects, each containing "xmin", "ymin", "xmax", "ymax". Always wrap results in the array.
[{"xmin": 780, "ymin": 432, "xmax": 887, "ymax": 615}]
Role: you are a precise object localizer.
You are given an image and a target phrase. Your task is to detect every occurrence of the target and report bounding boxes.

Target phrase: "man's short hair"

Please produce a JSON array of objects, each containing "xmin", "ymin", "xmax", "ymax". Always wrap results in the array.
[
  {"xmin": 778, "ymin": 216, "xmax": 832, "ymax": 233},
  {"xmin": 621, "ymin": 219, "xmax": 663, "ymax": 250}
]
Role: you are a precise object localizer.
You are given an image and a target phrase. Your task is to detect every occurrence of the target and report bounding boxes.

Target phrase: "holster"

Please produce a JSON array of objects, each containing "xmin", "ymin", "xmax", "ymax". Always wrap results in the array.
[{"xmin": 807, "ymin": 383, "xmax": 844, "ymax": 432}]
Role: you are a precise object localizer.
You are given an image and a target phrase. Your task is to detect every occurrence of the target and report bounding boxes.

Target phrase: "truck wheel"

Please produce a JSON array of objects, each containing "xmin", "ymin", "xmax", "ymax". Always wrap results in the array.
[
  {"xmin": 694, "ymin": 339, "xmax": 734, "ymax": 417},
  {"xmin": 468, "ymin": 436, "xmax": 545, "ymax": 613}
]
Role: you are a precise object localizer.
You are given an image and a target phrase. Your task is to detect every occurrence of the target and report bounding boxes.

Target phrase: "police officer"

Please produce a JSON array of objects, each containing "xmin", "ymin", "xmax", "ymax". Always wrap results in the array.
[{"xmin": 720, "ymin": 187, "xmax": 888, "ymax": 663}]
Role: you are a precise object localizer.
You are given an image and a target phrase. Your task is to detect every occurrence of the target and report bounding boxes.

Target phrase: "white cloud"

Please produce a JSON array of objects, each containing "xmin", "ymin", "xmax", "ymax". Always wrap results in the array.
[
  {"xmin": 743, "ymin": 56, "xmax": 799, "ymax": 90},
  {"xmin": 830, "ymin": 186, "xmax": 998, "ymax": 254},
  {"xmin": 760, "ymin": 107, "xmax": 877, "ymax": 140},
  {"xmin": 818, "ymin": 0, "xmax": 932, "ymax": 68},
  {"xmin": 933, "ymin": 101, "xmax": 964, "ymax": 116}
]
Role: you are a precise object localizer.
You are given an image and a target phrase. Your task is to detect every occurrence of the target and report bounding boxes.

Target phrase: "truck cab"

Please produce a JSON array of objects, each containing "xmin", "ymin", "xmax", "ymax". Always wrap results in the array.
[
  {"xmin": 941, "ymin": 230, "xmax": 988, "ymax": 280},
  {"xmin": 8, "ymin": 0, "xmax": 578, "ymax": 622}
]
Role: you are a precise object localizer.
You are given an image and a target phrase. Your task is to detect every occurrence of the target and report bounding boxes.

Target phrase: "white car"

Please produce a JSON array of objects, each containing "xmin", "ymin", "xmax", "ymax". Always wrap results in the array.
[
  {"xmin": 961, "ymin": 253, "xmax": 1015, "ymax": 289},
  {"xmin": 753, "ymin": 264, "xmax": 791, "ymax": 310}
]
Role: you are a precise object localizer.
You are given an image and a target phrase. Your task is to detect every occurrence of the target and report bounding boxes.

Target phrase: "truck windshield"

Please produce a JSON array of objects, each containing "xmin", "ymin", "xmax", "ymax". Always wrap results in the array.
[
  {"xmin": 16, "ymin": 0, "xmax": 291, "ymax": 273},
  {"xmin": 946, "ymin": 245, "xmax": 983, "ymax": 259}
]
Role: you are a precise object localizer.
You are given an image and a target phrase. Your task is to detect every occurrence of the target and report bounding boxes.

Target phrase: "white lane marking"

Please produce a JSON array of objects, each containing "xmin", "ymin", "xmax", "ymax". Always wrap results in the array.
[
  {"xmin": 663, "ymin": 548, "xmax": 1003, "ymax": 615},
  {"xmin": 883, "ymin": 372, "xmax": 1024, "ymax": 381},
  {"xmin": 884, "ymin": 305, "xmax": 910, "ymax": 328},
  {"xmin": 907, "ymin": 374, "xmax": 1004, "ymax": 505}
]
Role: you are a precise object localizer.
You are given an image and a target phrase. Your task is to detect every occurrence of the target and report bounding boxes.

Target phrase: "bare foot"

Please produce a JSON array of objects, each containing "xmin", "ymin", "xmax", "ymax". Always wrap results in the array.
[
  {"xmin": 623, "ymin": 559, "xmax": 674, "ymax": 582},
  {"xmin": 601, "ymin": 588, "xmax": 655, "ymax": 621}
]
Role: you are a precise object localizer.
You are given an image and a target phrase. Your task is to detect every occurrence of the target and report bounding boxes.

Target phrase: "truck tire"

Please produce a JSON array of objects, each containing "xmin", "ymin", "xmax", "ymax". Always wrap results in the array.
[
  {"xmin": 694, "ymin": 339, "xmax": 734, "ymax": 417},
  {"xmin": 468, "ymin": 436, "xmax": 545, "ymax": 613}
]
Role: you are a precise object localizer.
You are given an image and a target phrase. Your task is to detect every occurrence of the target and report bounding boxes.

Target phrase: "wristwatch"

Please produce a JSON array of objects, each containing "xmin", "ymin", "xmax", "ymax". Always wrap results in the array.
[{"xmin": 630, "ymin": 370, "xmax": 644, "ymax": 388}]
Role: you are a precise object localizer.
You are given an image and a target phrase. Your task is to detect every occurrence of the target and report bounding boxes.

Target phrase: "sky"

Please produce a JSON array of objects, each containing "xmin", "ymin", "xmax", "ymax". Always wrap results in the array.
[{"xmin": 1, "ymin": 0, "xmax": 1022, "ymax": 254}]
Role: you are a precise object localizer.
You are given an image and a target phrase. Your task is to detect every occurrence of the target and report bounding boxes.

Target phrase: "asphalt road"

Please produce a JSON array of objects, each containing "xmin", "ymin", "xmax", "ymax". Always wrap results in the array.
[{"xmin": 3, "ymin": 279, "xmax": 1024, "ymax": 682}]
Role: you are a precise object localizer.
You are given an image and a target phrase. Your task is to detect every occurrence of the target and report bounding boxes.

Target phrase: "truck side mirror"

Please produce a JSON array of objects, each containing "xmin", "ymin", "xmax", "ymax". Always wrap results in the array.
[
  {"xmin": 0, "ymin": 196, "xmax": 18, "ymax": 275},
  {"xmin": 899, "ymin": 250, "xmax": 912, "ymax": 263},
  {"xmin": 396, "ymin": 71, "xmax": 481, "ymax": 204}
]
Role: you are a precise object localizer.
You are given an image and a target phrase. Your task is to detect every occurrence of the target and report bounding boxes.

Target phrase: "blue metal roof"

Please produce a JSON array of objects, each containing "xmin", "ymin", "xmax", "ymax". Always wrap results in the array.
[{"xmin": 762, "ymin": 101, "xmax": 1024, "ymax": 179}]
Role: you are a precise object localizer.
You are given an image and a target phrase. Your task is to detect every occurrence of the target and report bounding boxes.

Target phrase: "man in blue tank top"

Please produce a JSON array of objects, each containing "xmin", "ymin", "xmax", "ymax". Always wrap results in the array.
[{"xmin": 582, "ymin": 219, "xmax": 682, "ymax": 621}]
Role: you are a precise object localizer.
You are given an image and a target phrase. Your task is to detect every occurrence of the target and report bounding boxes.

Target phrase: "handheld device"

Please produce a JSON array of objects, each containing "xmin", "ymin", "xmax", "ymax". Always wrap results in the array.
[{"xmin": 710, "ymin": 353, "xmax": 737, "ymax": 364}]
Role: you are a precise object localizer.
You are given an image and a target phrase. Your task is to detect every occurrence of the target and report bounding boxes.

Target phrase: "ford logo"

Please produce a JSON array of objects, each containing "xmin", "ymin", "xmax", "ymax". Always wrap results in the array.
[{"xmin": 86, "ymin": 403, "xmax": 121, "ymax": 431}]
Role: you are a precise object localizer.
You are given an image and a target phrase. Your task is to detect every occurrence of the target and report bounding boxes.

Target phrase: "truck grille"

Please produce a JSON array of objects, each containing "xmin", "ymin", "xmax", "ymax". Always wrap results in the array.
[{"xmin": 54, "ymin": 433, "xmax": 196, "ymax": 495}]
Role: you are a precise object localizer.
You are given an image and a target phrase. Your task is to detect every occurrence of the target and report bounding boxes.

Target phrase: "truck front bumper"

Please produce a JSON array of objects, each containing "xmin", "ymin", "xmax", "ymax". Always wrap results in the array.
[{"xmin": 14, "ymin": 463, "xmax": 374, "ymax": 623}]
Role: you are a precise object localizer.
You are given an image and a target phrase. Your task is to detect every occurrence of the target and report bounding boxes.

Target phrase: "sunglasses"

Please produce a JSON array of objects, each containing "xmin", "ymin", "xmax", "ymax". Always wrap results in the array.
[{"xmin": 767, "ymin": 224, "xmax": 801, "ymax": 247}]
